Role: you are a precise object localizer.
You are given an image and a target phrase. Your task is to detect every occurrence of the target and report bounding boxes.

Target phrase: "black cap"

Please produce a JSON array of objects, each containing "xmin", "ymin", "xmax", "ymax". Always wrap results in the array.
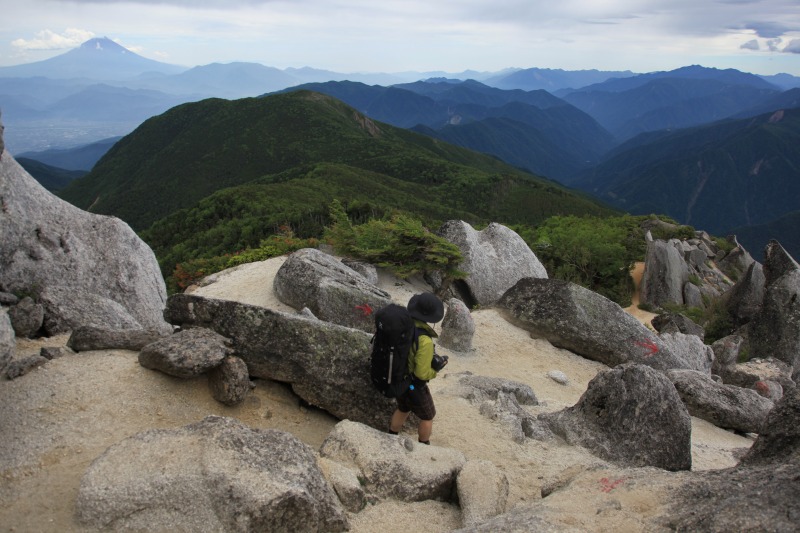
[{"xmin": 407, "ymin": 292, "xmax": 444, "ymax": 323}]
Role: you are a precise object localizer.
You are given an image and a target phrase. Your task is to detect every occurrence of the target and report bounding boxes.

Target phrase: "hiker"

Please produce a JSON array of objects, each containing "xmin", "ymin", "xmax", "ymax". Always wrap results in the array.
[{"xmin": 389, "ymin": 292, "xmax": 448, "ymax": 445}]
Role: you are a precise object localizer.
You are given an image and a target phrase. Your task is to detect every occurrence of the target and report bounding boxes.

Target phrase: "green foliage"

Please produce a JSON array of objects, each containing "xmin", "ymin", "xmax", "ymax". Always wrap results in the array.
[
  {"xmin": 226, "ymin": 227, "xmax": 318, "ymax": 267},
  {"xmin": 638, "ymin": 302, "xmax": 657, "ymax": 313},
  {"xmin": 661, "ymin": 302, "xmax": 705, "ymax": 324},
  {"xmin": 713, "ymin": 236, "xmax": 736, "ymax": 255},
  {"xmin": 519, "ymin": 215, "xmax": 647, "ymax": 306},
  {"xmin": 737, "ymin": 346, "xmax": 750, "ymax": 363},
  {"xmin": 702, "ymin": 300, "xmax": 735, "ymax": 345},
  {"xmin": 645, "ymin": 215, "xmax": 696, "ymax": 241},
  {"xmin": 170, "ymin": 256, "xmax": 233, "ymax": 294},
  {"xmin": 647, "ymin": 299, "xmax": 734, "ymax": 345},
  {"xmin": 325, "ymin": 203, "xmax": 465, "ymax": 282},
  {"xmin": 168, "ymin": 225, "xmax": 317, "ymax": 293}
]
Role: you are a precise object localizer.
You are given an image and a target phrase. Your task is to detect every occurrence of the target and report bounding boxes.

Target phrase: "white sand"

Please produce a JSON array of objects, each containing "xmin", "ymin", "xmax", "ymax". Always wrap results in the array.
[{"xmin": 0, "ymin": 257, "xmax": 753, "ymax": 532}]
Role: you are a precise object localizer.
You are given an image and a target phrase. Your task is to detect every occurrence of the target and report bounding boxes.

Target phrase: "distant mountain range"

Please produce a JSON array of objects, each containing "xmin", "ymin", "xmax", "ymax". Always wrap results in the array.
[
  {"xmin": 574, "ymin": 106, "xmax": 800, "ymax": 239},
  {"xmin": 272, "ymin": 79, "xmax": 615, "ymax": 179},
  {"xmin": 9, "ymin": 37, "xmax": 796, "ymax": 153},
  {"xmin": 4, "ymin": 37, "xmax": 800, "ymax": 261}
]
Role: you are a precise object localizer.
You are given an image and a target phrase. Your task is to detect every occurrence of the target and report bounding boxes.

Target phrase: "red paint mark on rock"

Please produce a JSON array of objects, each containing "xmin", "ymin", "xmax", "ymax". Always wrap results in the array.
[
  {"xmin": 355, "ymin": 303, "xmax": 374, "ymax": 317},
  {"xmin": 634, "ymin": 339, "xmax": 659, "ymax": 357},
  {"xmin": 599, "ymin": 477, "xmax": 627, "ymax": 493}
]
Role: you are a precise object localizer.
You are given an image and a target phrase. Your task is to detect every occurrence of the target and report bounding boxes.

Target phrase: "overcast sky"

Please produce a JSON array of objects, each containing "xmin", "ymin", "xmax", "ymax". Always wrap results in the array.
[{"xmin": 2, "ymin": 0, "xmax": 799, "ymax": 75}]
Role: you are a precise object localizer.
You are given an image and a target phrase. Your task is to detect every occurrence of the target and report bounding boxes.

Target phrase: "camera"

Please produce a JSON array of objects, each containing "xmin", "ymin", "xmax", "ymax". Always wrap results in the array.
[{"xmin": 431, "ymin": 353, "xmax": 449, "ymax": 371}]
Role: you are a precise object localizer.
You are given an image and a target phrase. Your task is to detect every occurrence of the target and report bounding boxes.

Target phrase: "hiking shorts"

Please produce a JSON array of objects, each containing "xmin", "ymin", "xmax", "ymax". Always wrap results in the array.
[{"xmin": 396, "ymin": 382, "xmax": 436, "ymax": 421}]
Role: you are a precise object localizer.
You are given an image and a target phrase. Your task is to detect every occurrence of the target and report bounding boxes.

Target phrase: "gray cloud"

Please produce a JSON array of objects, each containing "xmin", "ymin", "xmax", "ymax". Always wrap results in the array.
[
  {"xmin": 743, "ymin": 21, "xmax": 796, "ymax": 39},
  {"xmin": 766, "ymin": 38, "xmax": 783, "ymax": 52},
  {"xmin": 740, "ymin": 39, "xmax": 759, "ymax": 51},
  {"xmin": 783, "ymin": 39, "xmax": 800, "ymax": 53}
]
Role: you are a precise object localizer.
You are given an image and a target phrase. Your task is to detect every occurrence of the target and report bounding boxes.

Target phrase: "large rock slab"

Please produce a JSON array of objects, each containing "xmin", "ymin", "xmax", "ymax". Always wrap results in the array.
[
  {"xmin": 651, "ymin": 312, "xmax": 704, "ymax": 339},
  {"xmin": 667, "ymin": 461, "xmax": 800, "ymax": 532},
  {"xmin": 717, "ymin": 355, "xmax": 795, "ymax": 393},
  {"xmin": 716, "ymin": 235, "xmax": 756, "ymax": 280},
  {"xmin": 67, "ymin": 326, "xmax": 167, "ymax": 352},
  {"xmin": 710, "ymin": 334, "xmax": 744, "ymax": 376},
  {"xmin": 437, "ymin": 221, "xmax": 547, "ymax": 307},
  {"xmin": 438, "ymin": 298, "xmax": 475, "ymax": 352},
  {"xmin": 164, "ymin": 293, "xmax": 396, "ymax": 428},
  {"xmin": 540, "ymin": 364, "xmax": 692, "ymax": 471},
  {"xmin": 38, "ymin": 286, "xmax": 143, "ymax": 333},
  {"xmin": 319, "ymin": 420, "xmax": 466, "ymax": 502},
  {"xmin": 723, "ymin": 261, "xmax": 765, "ymax": 327},
  {"xmin": 666, "ymin": 369, "xmax": 774, "ymax": 434},
  {"xmin": 498, "ymin": 278, "xmax": 703, "ymax": 372},
  {"xmin": 741, "ymin": 385, "xmax": 800, "ymax": 466},
  {"xmin": 658, "ymin": 332, "xmax": 713, "ymax": 374},
  {"xmin": 273, "ymin": 248, "xmax": 391, "ymax": 332},
  {"xmin": 668, "ymin": 387, "xmax": 800, "ymax": 532},
  {"xmin": 0, "ymin": 152, "xmax": 170, "ymax": 334},
  {"xmin": 138, "ymin": 327, "xmax": 233, "ymax": 378},
  {"xmin": 75, "ymin": 416, "xmax": 348, "ymax": 532},
  {"xmin": 640, "ymin": 239, "xmax": 690, "ymax": 307},
  {"xmin": 747, "ymin": 241, "xmax": 800, "ymax": 379}
]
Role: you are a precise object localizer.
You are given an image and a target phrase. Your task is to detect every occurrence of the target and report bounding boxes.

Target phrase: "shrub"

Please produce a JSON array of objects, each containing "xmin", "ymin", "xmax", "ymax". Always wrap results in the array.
[
  {"xmin": 638, "ymin": 302, "xmax": 657, "ymax": 313},
  {"xmin": 703, "ymin": 302, "xmax": 734, "ymax": 345},
  {"xmin": 714, "ymin": 236, "xmax": 736, "ymax": 255},
  {"xmin": 652, "ymin": 300, "xmax": 734, "ymax": 345},
  {"xmin": 226, "ymin": 226, "xmax": 317, "ymax": 267},
  {"xmin": 170, "ymin": 255, "xmax": 233, "ymax": 293},
  {"xmin": 169, "ymin": 225, "xmax": 318, "ymax": 293},
  {"xmin": 522, "ymin": 215, "xmax": 644, "ymax": 306},
  {"xmin": 325, "ymin": 200, "xmax": 465, "ymax": 283}
]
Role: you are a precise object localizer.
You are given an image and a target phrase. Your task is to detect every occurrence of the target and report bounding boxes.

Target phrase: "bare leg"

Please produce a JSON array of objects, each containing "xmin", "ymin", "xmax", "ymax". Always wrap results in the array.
[
  {"xmin": 418, "ymin": 419, "xmax": 433, "ymax": 443},
  {"xmin": 390, "ymin": 409, "xmax": 410, "ymax": 433}
]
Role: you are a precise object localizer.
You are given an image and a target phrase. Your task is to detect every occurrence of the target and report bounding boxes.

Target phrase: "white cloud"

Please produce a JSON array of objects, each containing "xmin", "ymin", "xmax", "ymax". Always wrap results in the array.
[{"xmin": 11, "ymin": 28, "xmax": 95, "ymax": 50}]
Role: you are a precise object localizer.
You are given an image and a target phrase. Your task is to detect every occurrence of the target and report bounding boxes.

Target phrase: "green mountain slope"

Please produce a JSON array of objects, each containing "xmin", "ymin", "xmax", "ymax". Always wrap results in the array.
[
  {"xmin": 575, "ymin": 108, "xmax": 800, "ymax": 236},
  {"xmin": 58, "ymin": 90, "xmax": 615, "ymax": 272},
  {"xmin": 17, "ymin": 158, "xmax": 87, "ymax": 192},
  {"xmin": 64, "ymin": 91, "xmax": 611, "ymax": 230},
  {"xmin": 141, "ymin": 162, "xmax": 484, "ymax": 270},
  {"xmin": 415, "ymin": 117, "xmax": 583, "ymax": 178}
]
